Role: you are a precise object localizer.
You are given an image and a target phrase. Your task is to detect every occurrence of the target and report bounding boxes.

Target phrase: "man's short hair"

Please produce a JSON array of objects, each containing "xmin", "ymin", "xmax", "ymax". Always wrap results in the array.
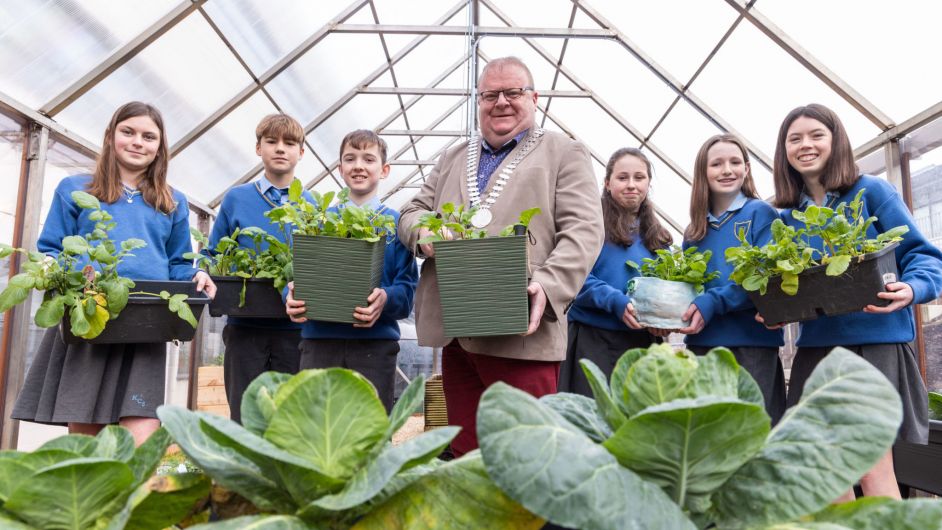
[
  {"xmin": 340, "ymin": 129, "xmax": 388, "ymax": 164},
  {"xmin": 255, "ymin": 114, "xmax": 304, "ymax": 144},
  {"xmin": 478, "ymin": 56, "xmax": 535, "ymax": 88}
]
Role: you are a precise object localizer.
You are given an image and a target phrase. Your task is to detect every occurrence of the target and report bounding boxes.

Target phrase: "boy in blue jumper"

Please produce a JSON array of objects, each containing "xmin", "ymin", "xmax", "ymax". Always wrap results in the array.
[
  {"xmin": 285, "ymin": 130, "xmax": 418, "ymax": 411},
  {"xmin": 209, "ymin": 114, "xmax": 313, "ymax": 423}
]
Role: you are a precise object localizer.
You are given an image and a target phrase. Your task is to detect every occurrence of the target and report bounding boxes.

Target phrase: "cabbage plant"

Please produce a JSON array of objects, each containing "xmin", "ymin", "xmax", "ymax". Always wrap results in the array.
[
  {"xmin": 160, "ymin": 369, "xmax": 538, "ymax": 529},
  {"xmin": 0, "ymin": 426, "xmax": 209, "ymax": 529},
  {"xmin": 477, "ymin": 344, "xmax": 942, "ymax": 530}
]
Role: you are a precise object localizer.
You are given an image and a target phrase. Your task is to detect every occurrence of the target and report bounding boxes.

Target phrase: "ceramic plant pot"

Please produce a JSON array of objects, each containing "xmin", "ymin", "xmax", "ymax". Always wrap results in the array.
[{"xmin": 627, "ymin": 276, "xmax": 698, "ymax": 329}]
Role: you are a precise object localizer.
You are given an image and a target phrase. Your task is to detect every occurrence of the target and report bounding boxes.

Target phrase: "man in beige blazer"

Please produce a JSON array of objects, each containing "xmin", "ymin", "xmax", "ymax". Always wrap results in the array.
[{"xmin": 398, "ymin": 56, "xmax": 603, "ymax": 456}]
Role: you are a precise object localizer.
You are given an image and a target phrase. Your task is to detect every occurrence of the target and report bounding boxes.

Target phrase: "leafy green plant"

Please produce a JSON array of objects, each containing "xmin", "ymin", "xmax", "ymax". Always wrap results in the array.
[
  {"xmin": 930, "ymin": 391, "xmax": 942, "ymax": 421},
  {"xmin": 0, "ymin": 191, "xmax": 197, "ymax": 339},
  {"xmin": 186, "ymin": 226, "xmax": 292, "ymax": 307},
  {"xmin": 0, "ymin": 426, "xmax": 210, "ymax": 529},
  {"xmin": 158, "ymin": 369, "xmax": 536, "ymax": 528},
  {"xmin": 477, "ymin": 343, "xmax": 942, "ymax": 529},
  {"xmin": 627, "ymin": 245, "xmax": 720, "ymax": 293},
  {"xmin": 265, "ymin": 182, "xmax": 396, "ymax": 242},
  {"xmin": 413, "ymin": 203, "xmax": 541, "ymax": 244},
  {"xmin": 726, "ymin": 189, "xmax": 908, "ymax": 296}
]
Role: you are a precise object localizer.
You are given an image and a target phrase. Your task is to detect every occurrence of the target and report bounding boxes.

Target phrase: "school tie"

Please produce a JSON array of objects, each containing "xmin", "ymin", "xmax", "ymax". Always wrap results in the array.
[{"xmin": 266, "ymin": 187, "xmax": 285, "ymax": 205}]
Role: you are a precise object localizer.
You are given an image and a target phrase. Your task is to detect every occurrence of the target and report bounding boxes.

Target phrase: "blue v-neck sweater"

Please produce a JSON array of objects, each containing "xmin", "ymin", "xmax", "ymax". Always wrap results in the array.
[
  {"xmin": 38, "ymin": 174, "xmax": 197, "ymax": 281},
  {"xmin": 782, "ymin": 175, "xmax": 942, "ymax": 347},
  {"xmin": 684, "ymin": 198, "xmax": 784, "ymax": 348}
]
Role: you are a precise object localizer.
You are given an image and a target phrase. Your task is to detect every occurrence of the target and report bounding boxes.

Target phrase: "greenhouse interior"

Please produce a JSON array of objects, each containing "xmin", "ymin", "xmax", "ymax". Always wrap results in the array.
[{"xmin": 1, "ymin": 0, "xmax": 942, "ymax": 528}]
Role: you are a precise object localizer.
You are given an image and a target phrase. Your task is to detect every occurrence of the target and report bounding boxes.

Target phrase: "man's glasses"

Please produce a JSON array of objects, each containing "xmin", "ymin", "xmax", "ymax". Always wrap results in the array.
[{"xmin": 477, "ymin": 87, "xmax": 533, "ymax": 103}]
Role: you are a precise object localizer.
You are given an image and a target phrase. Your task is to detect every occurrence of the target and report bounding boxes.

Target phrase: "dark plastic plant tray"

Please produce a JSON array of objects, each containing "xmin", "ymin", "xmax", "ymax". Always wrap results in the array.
[
  {"xmin": 434, "ymin": 235, "xmax": 529, "ymax": 337},
  {"xmin": 894, "ymin": 420, "xmax": 942, "ymax": 496},
  {"xmin": 60, "ymin": 280, "xmax": 210, "ymax": 344},
  {"xmin": 208, "ymin": 276, "xmax": 286, "ymax": 319},
  {"xmin": 749, "ymin": 242, "xmax": 899, "ymax": 324},
  {"xmin": 292, "ymin": 235, "xmax": 386, "ymax": 324}
]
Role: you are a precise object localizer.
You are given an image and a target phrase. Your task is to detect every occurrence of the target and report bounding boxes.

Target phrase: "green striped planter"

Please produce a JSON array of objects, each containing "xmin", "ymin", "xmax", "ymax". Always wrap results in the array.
[
  {"xmin": 434, "ymin": 235, "xmax": 529, "ymax": 337},
  {"xmin": 292, "ymin": 235, "xmax": 386, "ymax": 323}
]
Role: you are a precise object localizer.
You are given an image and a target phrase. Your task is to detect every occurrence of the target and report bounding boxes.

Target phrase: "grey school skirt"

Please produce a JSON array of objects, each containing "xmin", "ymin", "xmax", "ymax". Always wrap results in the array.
[
  {"xmin": 12, "ymin": 327, "xmax": 166, "ymax": 426},
  {"xmin": 786, "ymin": 343, "xmax": 928, "ymax": 444}
]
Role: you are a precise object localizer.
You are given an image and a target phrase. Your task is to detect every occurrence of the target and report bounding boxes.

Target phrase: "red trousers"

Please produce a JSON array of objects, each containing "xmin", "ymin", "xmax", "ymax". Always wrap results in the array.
[{"xmin": 442, "ymin": 340, "xmax": 560, "ymax": 456}]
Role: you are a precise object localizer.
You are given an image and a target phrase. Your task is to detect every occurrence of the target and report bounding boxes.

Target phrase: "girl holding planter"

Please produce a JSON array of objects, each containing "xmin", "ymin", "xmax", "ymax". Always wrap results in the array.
[
  {"xmin": 677, "ymin": 134, "xmax": 786, "ymax": 424},
  {"xmin": 559, "ymin": 147, "xmax": 672, "ymax": 396},
  {"xmin": 12, "ymin": 101, "xmax": 216, "ymax": 446},
  {"xmin": 769, "ymin": 103, "xmax": 942, "ymax": 499}
]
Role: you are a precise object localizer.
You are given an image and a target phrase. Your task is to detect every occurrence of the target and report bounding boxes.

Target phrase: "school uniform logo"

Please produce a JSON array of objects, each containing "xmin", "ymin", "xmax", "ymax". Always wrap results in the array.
[{"xmin": 733, "ymin": 220, "xmax": 752, "ymax": 240}]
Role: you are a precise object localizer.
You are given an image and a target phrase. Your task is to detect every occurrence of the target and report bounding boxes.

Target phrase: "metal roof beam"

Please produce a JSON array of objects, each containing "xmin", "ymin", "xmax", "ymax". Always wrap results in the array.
[
  {"xmin": 170, "ymin": 0, "xmax": 369, "ymax": 156},
  {"xmin": 475, "ymin": 5, "xmax": 693, "ymax": 184},
  {"xmin": 724, "ymin": 0, "xmax": 894, "ymax": 130},
  {"xmin": 359, "ymin": 87, "xmax": 590, "ymax": 97},
  {"xmin": 855, "ymin": 99, "xmax": 942, "ymax": 159},
  {"xmin": 0, "ymin": 89, "xmax": 215, "ymax": 217},
  {"xmin": 536, "ymin": 103, "xmax": 684, "ymax": 233},
  {"xmin": 570, "ymin": 0, "xmax": 773, "ymax": 170},
  {"xmin": 207, "ymin": 1, "xmax": 468, "ymax": 207},
  {"xmin": 331, "ymin": 24, "xmax": 614, "ymax": 38},
  {"xmin": 41, "ymin": 0, "xmax": 206, "ymax": 116},
  {"xmin": 300, "ymin": 56, "xmax": 471, "ymax": 193},
  {"xmin": 380, "ymin": 130, "xmax": 464, "ymax": 136}
]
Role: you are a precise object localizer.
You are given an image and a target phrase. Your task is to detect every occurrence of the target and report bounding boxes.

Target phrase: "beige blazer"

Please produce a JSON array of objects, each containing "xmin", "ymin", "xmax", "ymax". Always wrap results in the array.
[{"xmin": 398, "ymin": 129, "xmax": 604, "ymax": 362}]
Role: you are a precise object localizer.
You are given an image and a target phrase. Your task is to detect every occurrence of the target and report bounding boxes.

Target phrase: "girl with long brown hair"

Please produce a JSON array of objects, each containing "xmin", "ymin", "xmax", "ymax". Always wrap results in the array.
[
  {"xmin": 558, "ymin": 147, "xmax": 672, "ymax": 396},
  {"xmin": 677, "ymin": 133, "xmax": 786, "ymax": 423},
  {"xmin": 12, "ymin": 102, "xmax": 216, "ymax": 446},
  {"xmin": 769, "ymin": 103, "xmax": 942, "ymax": 501}
]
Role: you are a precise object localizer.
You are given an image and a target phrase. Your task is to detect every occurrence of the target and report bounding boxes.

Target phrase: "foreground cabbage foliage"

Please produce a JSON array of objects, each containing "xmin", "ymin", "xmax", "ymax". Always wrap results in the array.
[
  {"xmin": 161, "ymin": 368, "xmax": 538, "ymax": 529},
  {"xmin": 0, "ymin": 426, "xmax": 209, "ymax": 529},
  {"xmin": 478, "ymin": 344, "xmax": 942, "ymax": 529}
]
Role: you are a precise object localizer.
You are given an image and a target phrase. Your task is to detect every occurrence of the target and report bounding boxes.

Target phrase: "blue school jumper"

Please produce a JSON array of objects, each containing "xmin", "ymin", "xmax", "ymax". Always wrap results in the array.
[
  {"xmin": 38, "ymin": 174, "xmax": 197, "ymax": 281},
  {"xmin": 299, "ymin": 198, "xmax": 418, "ymax": 340},
  {"xmin": 684, "ymin": 196, "xmax": 784, "ymax": 348},
  {"xmin": 568, "ymin": 238, "xmax": 658, "ymax": 334},
  {"xmin": 209, "ymin": 177, "xmax": 314, "ymax": 329},
  {"xmin": 781, "ymin": 175, "xmax": 942, "ymax": 347}
]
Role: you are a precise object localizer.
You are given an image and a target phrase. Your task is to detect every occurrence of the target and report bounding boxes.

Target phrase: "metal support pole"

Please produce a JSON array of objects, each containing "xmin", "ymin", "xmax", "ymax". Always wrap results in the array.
[
  {"xmin": 0, "ymin": 124, "xmax": 48, "ymax": 449},
  {"xmin": 186, "ymin": 213, "xmax": 212, "ymax": 411},
  {"xmin": 895, "ymin": 139, "xmax": 927, "ymax": 384}
]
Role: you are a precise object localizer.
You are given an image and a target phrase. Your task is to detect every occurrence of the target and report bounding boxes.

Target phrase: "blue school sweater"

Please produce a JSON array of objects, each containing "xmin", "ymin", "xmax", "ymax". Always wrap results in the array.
[
  {"xmin": 210, "ymin": 180, "xmax": 314, "ymax": 329},
  {"xmin": 299, "ymin": 201, "xmax": 418, "ymax": 341},
  {"xmin": 568, "ymin": 239, "xmax": 658, "ymax": 334},
  {"xmin": 37, "ymin": 174, "xmax": 197, "ymax": 281},
  {"xmin": 684, "ymin": 198, "xmax": 784, "ymax": 348},
  {"xmin": 782, "ymin": 175, "xmax": 942, "ymax": 347}
]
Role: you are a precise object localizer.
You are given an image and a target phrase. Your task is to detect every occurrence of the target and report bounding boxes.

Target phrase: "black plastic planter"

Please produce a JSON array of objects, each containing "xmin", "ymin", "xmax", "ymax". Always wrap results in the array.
[
  {"xmin": 749, "ymin": 242, "xmax": 899, "ymax": 324},
  {"xmin": 894, "ymin": 420, "xmax": 942, "ymax": 496},
  {"xmin": 434, "ymin": 235, "xmax": 529, "ymax": 337},
  {"xmin": 208, "ymin": 276, "xmax": 286, "ymax": 319},
  {"xmin": 292, "ymin": 235, "xmax": 386, "ymax": 323},
  {"xmin": 60, "ymin": 280, "xmax": 210, "ymax": 344}
]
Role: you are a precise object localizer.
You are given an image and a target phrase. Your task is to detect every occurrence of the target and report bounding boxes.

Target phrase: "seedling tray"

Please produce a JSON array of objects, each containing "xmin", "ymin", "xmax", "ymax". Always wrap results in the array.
[
  {"xmin": 434, "ymin": 235, "xmax": 529, "ymax": 337},
  {"xmin": 61, "ymin": 280, "xmax": 209, "ymax": 344},
  {"xmin": 208, "ymin": 276, "xmax": 286, "ymax": 319},
  {"xmin": 749, "ymin": 242, "xmax": 899, "ymax": 324}
]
